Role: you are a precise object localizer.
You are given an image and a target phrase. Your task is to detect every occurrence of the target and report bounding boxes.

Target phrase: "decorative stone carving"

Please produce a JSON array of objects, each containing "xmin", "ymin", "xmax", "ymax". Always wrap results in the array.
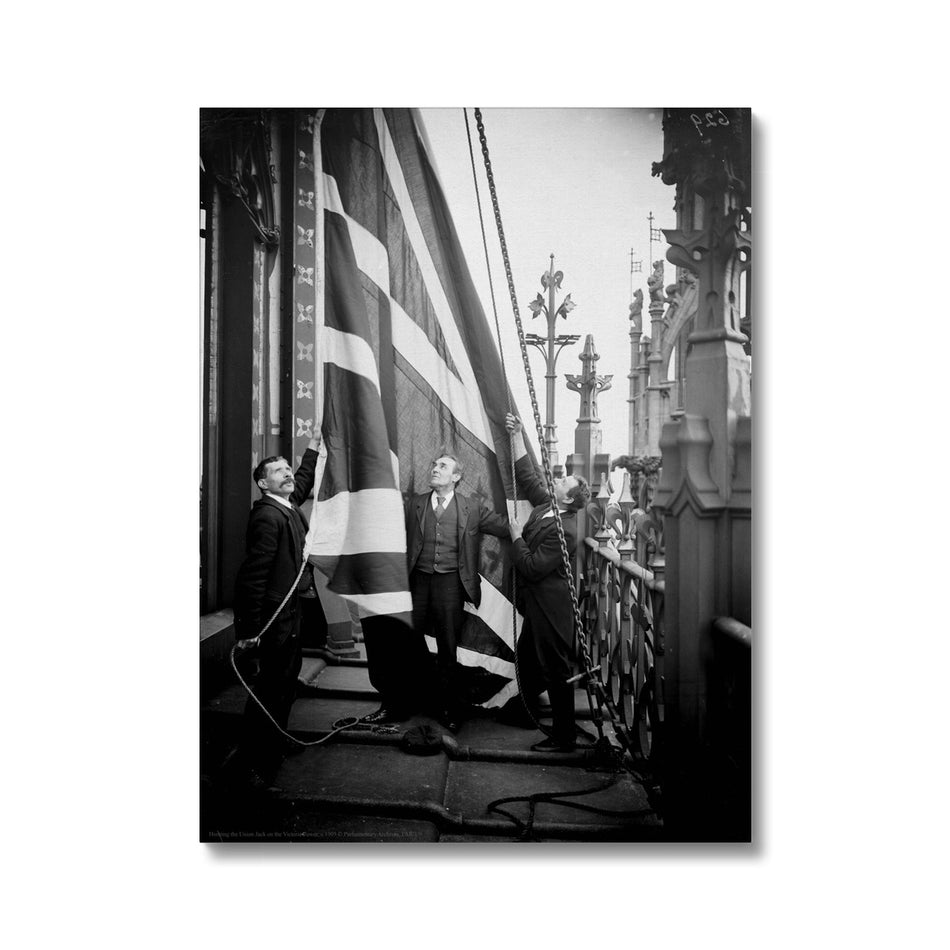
[
  {"xmin": 566, "ymin": 335, "xmax": 613, "ymax": 422},
  {"xmin": 654, "ymin": 414, "xmax": 721, "ymax": 513},
  {"xmin": 663, "ymin": 208, "xmax": 751, "ymax": 336},
  {"xmin": 647, "ymin": 260, "xmax": 666, "ymax": 307},
  {"xmin": 200, "ymin": 108, "xmax": 280, "ymax": 247},
  {"xmin": 629, "ymin": 288, "xmax": 643, "ymax": 333},
  {"xmin": 651, "ymin": 108, "xmax": 750, "ymax": 205}
]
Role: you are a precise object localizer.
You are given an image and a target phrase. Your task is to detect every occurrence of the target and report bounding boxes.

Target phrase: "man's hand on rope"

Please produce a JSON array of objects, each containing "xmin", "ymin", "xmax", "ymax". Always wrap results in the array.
[
  {"xmin": 508, "ymin": 517, "xmax": 523, "ymax": 542},
  {"xmin": 505, "ymin": 413, "xmax": 528, "ymax": 461}
]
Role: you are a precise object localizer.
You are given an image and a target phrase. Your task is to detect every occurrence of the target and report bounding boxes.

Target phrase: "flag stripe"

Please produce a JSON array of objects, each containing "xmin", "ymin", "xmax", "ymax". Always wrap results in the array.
[
  {"xmin": 456, "ymin": 647, "xmax": 515, "ymax": 679},
  {"xmin": 321, "ymin": 117, "xmax": 462, "ymax": 382},
  {"xmin": 386, "ymin": 110, "xmax": 512, "ymax": 390},
  {"xmin": 319, "ymin": 365, "xmax": 397, "ymax": 496},
  {"xmin": 323, "ymin": 174, "xmax": 391, "ymax": 290},
  {"xmin": 324, "ymin": 186, "xmax": 493, "ymax": 448},
  {"xmin": 310, "ymin": 489, "xmax": 406, "ymax": 556},
  {"xmin": 310, "ymin": 550, "xmax": 409, "ymax": 595},
  {"xmin": 307, "ymin": 138, "xmax": 411, "ymax": 616},
  {"xmin": 373, "ymin": 109, "xmax": 489, "ymax": 399},
  {"xmin": 481, "ymin": 680, "xmax": 519, "ymax": 709},
  {"xmin": 458, "ymin": 612, "xmax": 517, "ymax": 664},
  {"xmin": 322, "ymin": 325, "xmax": 380, "ymax": 392},
  {"xmin": 390, "ymin": 299, "xmax": 493, "ymax": 447},
  {"xmin": 343, "ymin": 591, "xmax": 413, "ymax": 617},
  {"xmin": 465, "ymin": 578, "xmax": 521, "ymax": 654}
]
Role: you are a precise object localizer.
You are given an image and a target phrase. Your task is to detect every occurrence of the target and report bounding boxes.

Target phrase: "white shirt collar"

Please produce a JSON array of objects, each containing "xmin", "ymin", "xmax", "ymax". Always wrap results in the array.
[
  {"xmin": 431, "ymin": 489, "xmax": 455, "ymax": 510},
  {"xmin": 265, "ymin": 491, "xmax": 294, "ymax": 510}
]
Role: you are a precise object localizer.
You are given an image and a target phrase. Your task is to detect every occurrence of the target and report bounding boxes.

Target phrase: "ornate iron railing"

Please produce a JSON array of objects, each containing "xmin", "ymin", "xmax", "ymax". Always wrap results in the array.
[{"xmin": 581, "ymin": 462, "xmax": 664, "ymax": 762}]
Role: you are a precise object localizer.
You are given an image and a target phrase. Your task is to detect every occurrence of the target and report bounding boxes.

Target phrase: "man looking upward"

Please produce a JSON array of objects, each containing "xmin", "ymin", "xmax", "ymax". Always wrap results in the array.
[
  {"xmin": 387, "ymin": 452, "xmax": 508, "ymax": 733},
  {"xmin": 504, "ymin": 413, "xmax": 590, "ymax": 751},
  {"xmin": 231, "ymin": 431, "xmax": 322, "ymax": 786}
]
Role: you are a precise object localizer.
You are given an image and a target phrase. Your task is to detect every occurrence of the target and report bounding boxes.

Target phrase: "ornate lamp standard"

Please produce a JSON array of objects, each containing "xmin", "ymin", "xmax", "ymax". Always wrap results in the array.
[{"xmin": 525, "ymin": 255, "xmax": 580, "ymax": 474}]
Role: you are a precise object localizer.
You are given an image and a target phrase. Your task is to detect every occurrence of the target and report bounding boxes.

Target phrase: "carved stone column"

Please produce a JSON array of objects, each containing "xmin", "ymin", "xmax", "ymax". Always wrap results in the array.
[
  {"xmin": 637, "ymin": 339, "xmax": 650, "ymax": 455},
  {"xmin": 654, "ymin": 109, "xmax": 751, "ymax": 500},
  {"xmin": 646, "ymin": 260, "xmax": 667, "ymax": 388},
  {"xmin": 299, "ymin": 109, "xmax": 358, "ymax": 656},
  {"xmin": 644, "ymin": 260, "xmax": 674, "ymax": 457},
  {"xmin": 566, "ymin": 334, "xmax": 612, "ymax": 487},
  {"xmin": 627, "ymin": 290, "xmax": 643, "ymax": 456},
  {"xmin": 649, "ymin": 108, "xmax": 752, "ymax": 839}
]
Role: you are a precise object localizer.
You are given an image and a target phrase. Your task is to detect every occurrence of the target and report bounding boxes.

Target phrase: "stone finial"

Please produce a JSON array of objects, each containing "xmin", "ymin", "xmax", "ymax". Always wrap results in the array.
[
  {"xmin": 566, "ymin": 334, "xmax": 613, "ymax": 422},
  {"xmin": 629, "ymin": 288, "xmax": 643, "ymax": 333},
  {"xmin": 648, "ymin": 260, "xmax": 666, "ymax": 306}
]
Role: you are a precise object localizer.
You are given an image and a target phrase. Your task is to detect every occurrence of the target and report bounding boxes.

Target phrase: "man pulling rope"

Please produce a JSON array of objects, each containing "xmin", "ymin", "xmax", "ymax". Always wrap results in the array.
[{"xmin": 505, "ymin": 413, "xmax": 591, "ymax": 751}]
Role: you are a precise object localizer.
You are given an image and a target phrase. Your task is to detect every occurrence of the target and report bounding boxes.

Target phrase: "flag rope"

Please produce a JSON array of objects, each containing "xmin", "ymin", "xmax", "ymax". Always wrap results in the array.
[{"xmin": 227, "ymin": 559, "xmax": 367, "ymax": 747}]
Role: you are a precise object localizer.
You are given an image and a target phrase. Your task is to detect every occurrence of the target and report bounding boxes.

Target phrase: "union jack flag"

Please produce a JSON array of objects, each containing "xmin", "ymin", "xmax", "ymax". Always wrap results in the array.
[{"xmin": 303, "ymin": 109, "xmax": 531, "ymax": 708}]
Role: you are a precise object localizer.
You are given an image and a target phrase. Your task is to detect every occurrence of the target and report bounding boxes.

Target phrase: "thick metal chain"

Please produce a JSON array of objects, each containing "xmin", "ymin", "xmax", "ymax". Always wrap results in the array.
[
  {"xmin": 462, "ymin": 108, "xmax": 551, "ymax": 733},
  {"xmin": 473, "ymin": 109, "xmax": 643, "ymax": 760}
]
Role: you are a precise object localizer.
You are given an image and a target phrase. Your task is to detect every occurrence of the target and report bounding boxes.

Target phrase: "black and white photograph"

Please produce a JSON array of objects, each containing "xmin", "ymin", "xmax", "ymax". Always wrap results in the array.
[
  {"xmin": 198, "ymin": 107, "xmax": 752, "ymax": 842},
  {"xmin": 8, "ymin": 4, "xmax": 950, "ymax": 946}
]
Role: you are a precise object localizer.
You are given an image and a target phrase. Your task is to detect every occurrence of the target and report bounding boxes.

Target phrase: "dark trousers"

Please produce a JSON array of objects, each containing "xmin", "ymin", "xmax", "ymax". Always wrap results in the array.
[
  {"xmin": 517, "ymin": 610, "xmax": 576, "ymax": 744},
  {"xmin": 361, "ymin": 613, "xmax": 431, "ymax": 715},
  {"xmin": 239, "ymin": 598, "xmax": 303, "ymax": 772},
  {"xmin": 299, "ymin": 592, "xmax": 329, "ymax": 649},
  {"xmin": 411, "ymin": 569, "xmax": 466, "ymax": 718}
]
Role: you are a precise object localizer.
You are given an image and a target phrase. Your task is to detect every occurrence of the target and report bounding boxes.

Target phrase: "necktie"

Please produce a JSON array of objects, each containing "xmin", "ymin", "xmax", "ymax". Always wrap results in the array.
[{"xmin": 435, "ymin": 497, "xmax": 445, "ymax": 518}]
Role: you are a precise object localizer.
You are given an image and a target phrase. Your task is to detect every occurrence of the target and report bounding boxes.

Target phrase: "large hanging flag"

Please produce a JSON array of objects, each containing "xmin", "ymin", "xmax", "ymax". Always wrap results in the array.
[{"xmin": 305, "ymin": 108, "xmax": 531, "ymax": 708}]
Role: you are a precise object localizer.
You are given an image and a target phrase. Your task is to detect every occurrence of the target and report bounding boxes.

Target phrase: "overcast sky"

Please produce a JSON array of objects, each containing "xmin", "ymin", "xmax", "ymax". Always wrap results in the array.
[{"xmin": 418, "ymin": 107, "xmax": 677, "ymax": 469}]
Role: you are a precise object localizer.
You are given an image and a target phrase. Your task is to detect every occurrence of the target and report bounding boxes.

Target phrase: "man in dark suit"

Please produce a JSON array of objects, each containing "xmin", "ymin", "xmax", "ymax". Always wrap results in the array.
[
  {"xmin": 505, "ymin": 414, "xmax": 590, "ymax": 751},
  {"xmin": 363, "ymin": 452, "xmax": 508, "ymax": 731},
  {"xmin": 232, "ymin": 431, "xmax": 321, "ymax": 783}
]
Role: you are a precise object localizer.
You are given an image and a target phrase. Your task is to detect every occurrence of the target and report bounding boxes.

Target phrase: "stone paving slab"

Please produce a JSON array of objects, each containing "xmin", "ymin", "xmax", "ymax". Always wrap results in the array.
[
  {"xmin": 444, "ymin": 759, "xmax": 659, "ymax": 830},
  {"xmin": 260, "ymin": 812, "xmax": 440, "ymax": 843},
  {"xmin": 289, "ymin": 696, "xmax": 391, "ymax": 731},
  {"xmin": 274, "ymin": 743, "xmax": 449, "ymax": 805},
  {"xmin": 310, "ymin": 665, "xmax": 375, "ymax": 692}
]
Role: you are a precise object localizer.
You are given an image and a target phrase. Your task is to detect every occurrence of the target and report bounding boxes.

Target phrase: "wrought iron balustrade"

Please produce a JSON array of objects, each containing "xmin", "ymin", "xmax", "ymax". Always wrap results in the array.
[{"xmin": 580, "ymin": 464, "xmax": 664, "ymax": 762}]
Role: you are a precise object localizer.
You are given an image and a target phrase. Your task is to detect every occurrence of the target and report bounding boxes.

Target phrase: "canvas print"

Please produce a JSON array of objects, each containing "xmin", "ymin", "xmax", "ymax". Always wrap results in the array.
[{"xmin": 199, "ymin": 107, "xmax": 752, "ymax": 842}]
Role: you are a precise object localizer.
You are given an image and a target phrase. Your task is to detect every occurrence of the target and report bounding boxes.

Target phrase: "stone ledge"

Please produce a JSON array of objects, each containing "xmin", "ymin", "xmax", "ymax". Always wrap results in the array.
[{"xmin": 200, "ymin": 608, "xmax": 235, "ymax": 664}]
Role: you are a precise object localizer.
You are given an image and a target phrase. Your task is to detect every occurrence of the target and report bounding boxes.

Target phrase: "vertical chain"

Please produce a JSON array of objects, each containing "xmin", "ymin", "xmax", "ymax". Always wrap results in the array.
[{"xmin": 463, "ymin": 108, "xmax": 541, "ymax": 730}]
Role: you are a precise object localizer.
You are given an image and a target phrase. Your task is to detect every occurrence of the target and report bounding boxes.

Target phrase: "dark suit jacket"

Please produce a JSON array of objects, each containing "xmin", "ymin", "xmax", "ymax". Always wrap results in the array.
[
  {"xmin": 511, "ymin": 455, "xmax": 578, "ymax": 648},
  {"xmin": 233, "ymin": 447, "xmax": 319, "ymax": 639},
  {"xmin": 406, "ymin": 489, "xmax": 508, "ymax": 608}
]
